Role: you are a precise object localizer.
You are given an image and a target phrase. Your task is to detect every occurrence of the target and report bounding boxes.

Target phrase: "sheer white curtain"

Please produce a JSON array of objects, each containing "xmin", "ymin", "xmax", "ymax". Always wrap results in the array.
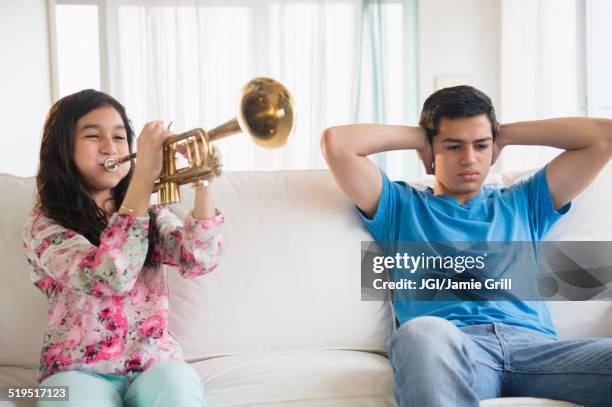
[
  {"xmin": 499, "ymin": 0, "xmax": 611, "ymax": 172},
  {"xmin": 80, "ymin": 0, "xmax": 419, "ymax": 177},
  {"xmin": 50, "ymin": 0, "xmax": 418, "ymax": 176},
  {"xmin": 587, "ymin": 0, "xmax": 612, "ymax": 119},
  {"xmin": 500, "ymin": 0, "xmax": 581, "ymax": 171},
  {"xmin": 106, "ymin": 0, "xmax": 361, "ymax": 171},
  {"xmin": 357, "ymin": 0, "xmax": 419, "ymax": 180}
]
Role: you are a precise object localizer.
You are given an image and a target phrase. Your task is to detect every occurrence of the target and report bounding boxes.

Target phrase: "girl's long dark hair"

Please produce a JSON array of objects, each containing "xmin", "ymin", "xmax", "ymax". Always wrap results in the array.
[{"xmin": 34, "ymin": 90, "xmax": 155, "ymax": 260}]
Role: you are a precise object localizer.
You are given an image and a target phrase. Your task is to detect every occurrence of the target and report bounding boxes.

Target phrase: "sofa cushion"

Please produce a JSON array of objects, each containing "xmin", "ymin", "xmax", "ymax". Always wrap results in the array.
[
  {"xmin": 167, "ymin": 170, "xmax": 393, "ymax": 361},
  {"xmin": 0, "ymin": 366, "xmax": 37, "ymax": 407},
  {"xmin": 191, "ymin": 349, "xmax": 395, "ymax": 406},
  {"xmin": 0, "ymin": 174, "xmax": 47, "ymax": 367},
  {"xmin": 1, "ymin": 165, "xmax": 611, "ymax": 369},
  {"xmin": 0, "ymin": 170, "xmax": 393, "ymax": 367},
  {"xmin": 0, "ymin": 363, "xmax": 582, "ymax": 407},
  {"xmin": 0, "ymin": 166, "xmax": 606, "ymax": 407}
]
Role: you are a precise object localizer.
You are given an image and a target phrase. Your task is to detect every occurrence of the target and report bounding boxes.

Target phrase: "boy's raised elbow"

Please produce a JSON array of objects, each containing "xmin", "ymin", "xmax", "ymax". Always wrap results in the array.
[
  {"xmin": 604, "ymin": 120, "xmax": 612, "ymax": 155},
  {"xmin": 592, "ymin": 118, "xmax": 612, "ymax": 155},
  {"xmin": 320, "ymin": 126, "xmax": 343, "ymax": 159}
]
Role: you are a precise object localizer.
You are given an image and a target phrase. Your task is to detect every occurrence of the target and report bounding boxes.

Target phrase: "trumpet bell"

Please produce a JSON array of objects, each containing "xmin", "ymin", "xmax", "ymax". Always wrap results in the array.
[{"xmin": 238, "ymin": 78, "xmax": 294, "ymax": 149}]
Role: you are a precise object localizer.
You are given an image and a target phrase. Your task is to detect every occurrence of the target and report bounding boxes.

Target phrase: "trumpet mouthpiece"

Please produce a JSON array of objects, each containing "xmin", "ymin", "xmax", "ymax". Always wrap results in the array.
[{"xmin": 103, "ymin": 158, "xmax": 118, "ymax": 172}]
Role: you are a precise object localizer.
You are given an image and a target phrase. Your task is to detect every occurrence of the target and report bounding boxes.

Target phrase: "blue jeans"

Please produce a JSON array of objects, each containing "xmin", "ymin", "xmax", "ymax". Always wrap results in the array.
[
  {"xmin": 388, "ymin": 316, "xmax": 612, "ymax": 407},
  {"xmin": 36, "ymin": 359, "xmax": 205, "ymax": 406}
]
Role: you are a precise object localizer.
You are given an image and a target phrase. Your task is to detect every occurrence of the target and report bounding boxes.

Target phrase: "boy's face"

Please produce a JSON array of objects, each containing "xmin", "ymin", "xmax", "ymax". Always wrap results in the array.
[{"xmin": 431, "ymin": 114, "xmax": 494, "ymax": 203}]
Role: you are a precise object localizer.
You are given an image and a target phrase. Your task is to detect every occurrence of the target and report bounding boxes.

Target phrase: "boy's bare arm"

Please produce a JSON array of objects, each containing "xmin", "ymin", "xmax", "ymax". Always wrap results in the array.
[
  {"xmin": 320, "ymin": 124, "xmax": 429, "ymax": 218},
  {"xmin": 498, "ymin": 118, "xmax": 612, "ymax": 210}
]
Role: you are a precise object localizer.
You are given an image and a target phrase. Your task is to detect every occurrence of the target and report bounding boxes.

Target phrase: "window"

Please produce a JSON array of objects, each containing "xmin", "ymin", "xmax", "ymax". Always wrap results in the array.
[
  {"xmin": 51, "ymin": 0, "xmax": 418, "ymax": 177},
  {"xmin": 499, "ymin": 0, "xmax": 612, "ymax": 171},
  {"xmin": 54, "ymin": 3, "xmax": 101, "ymax": 97}
]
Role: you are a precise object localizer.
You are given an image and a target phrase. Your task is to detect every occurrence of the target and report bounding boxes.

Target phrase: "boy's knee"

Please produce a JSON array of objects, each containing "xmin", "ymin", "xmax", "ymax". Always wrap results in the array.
[{"xmin": 390, "ymin": 316, "xmax": 463, "ymax": 353}]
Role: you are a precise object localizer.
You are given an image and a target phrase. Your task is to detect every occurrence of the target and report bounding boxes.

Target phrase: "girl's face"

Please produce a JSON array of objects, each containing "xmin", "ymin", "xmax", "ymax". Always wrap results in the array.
[{"xmin": 73, "ymin": 106, "xmax": 131, "ymax": 196}]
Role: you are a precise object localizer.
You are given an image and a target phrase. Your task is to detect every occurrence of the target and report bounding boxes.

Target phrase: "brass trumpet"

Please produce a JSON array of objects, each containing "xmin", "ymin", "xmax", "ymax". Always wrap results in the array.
[{"xmin": 104, "ymin": 77, "xmax": 295, "ymax": 204}]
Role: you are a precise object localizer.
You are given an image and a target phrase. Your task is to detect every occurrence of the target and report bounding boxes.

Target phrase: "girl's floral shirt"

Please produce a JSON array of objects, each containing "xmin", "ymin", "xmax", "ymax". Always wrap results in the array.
[{"xmin": 21, "ymin": 206, "xmax": 223, "ymax": 383}]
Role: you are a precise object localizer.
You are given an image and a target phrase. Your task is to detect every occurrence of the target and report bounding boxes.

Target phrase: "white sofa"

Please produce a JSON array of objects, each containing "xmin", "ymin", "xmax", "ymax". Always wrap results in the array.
[{"xmin": 1, "ymin": 165, "xmax": 611, "ymax": 407}]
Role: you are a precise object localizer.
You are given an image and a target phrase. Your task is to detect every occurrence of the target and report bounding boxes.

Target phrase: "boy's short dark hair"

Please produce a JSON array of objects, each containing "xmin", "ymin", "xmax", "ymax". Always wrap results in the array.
[{"xmin": 419, "ymin": 85, "xmax": 498, "ymax": 142}]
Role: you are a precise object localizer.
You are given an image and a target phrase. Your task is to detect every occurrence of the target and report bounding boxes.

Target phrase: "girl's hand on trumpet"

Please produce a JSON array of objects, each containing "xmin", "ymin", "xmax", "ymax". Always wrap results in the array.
[
  {"xmin": 176, "ymin": 142, "xmax": 223, "ymax": 184},
  {"xmin": 191, "ymin": 146, "xmax": 220, "ymax": 219},
  {"xmin": 174, "ymin": 140, "xmax": 222, "ymax": 219},
  {"xmin": 133, "ymin": 121, "xmax": 174, "ymax": 184},
  {"xmin": 118, "ymin": 121, "xmax": 173, "ymax": 217}
]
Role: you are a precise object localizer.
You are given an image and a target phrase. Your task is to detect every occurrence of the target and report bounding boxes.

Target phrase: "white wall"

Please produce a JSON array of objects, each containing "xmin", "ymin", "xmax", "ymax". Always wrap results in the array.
[
  {"xmin": 418, "ymin": 0, "xmax": 501, "ymax": 109},
  {"xmin": 0, "ymin": 0, "xmax": 51, "ymax": 177}
]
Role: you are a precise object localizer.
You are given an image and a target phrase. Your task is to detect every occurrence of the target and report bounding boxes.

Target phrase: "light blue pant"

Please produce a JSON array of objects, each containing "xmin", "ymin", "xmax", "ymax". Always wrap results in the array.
[
  {"xmin": 389, "ymin": 316, "xmax": 612, "ymax": 407},
  {"xmin": 36, "ymin": 359, "xmax": 205, "ymax": 406}
]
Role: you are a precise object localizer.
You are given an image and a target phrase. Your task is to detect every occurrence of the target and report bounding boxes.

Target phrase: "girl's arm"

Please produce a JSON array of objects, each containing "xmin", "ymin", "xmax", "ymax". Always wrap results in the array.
[
  {"xmin": 151, "ymin": 142, "xmax": 223, "ymax": 278},
  {"xmin": 151, "ymin": 205, "xmax": 223, "ymax": 279},
  {"xmin": 118, "ymin": 121, "xmax": 174, "ymax": 215},
  {"xmin": 192, "ymin": 183, "xmax": 215, "ymax": 219},
  {"xmin": 23, "ymin": 213, "xmax": 150, "ymax": 297}
]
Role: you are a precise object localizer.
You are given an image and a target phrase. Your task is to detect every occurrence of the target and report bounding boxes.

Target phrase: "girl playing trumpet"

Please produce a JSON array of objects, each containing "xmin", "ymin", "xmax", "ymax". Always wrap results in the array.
[{"xmin": 22, "ymin": 89, "xmax": 222, "ymax": 406}]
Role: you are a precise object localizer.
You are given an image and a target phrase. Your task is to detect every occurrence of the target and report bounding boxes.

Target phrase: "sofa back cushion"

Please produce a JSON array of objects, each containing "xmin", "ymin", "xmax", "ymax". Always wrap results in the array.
[
  {"xmin": 1, "ymin": 164, "xmax": 610, "ymax": 367},
  {"xmin": 0, "ymin": 170, "xmax": 392, "ymax": 367},
  {"xmin": 166, "ymin": 170, "xmax": 392, "ymax": 361},
  {"xmin": 0, "ymin": 174, "xmax": 47, "ymax": 367}
]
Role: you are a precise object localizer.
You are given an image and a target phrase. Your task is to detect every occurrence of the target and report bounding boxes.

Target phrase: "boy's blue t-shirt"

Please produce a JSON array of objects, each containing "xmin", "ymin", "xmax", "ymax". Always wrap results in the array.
[{"xmin": 357, "ymin": 165, "xmax": 571, "ymax": 338}]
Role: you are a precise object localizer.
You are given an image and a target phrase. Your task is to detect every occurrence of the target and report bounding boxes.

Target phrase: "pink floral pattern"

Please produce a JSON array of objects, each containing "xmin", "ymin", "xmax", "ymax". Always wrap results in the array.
[{"xmin": 22, "ymin": 206, "xmax": 223, "ymax": 383}]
